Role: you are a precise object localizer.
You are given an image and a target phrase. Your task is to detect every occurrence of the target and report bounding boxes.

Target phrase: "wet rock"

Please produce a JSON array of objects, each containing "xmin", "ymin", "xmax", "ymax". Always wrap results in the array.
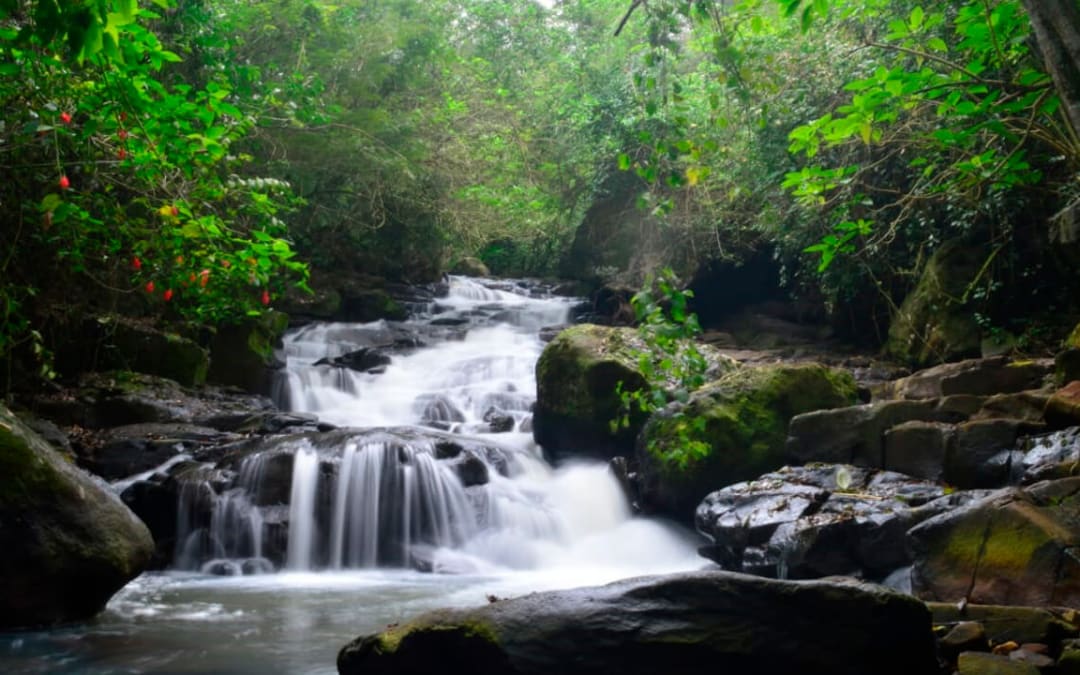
[
  {"xmin": 945, "ymin": 419, "xmax": 1027, "ymax": 488},
  {"xmin": 80, "ymin": 422, "xmax": 241, "ymax": 481},
  {"xmin": 451, "ymin": 451, "xmax": 490, "ymax": 487},
  {"xmin": 314, "ymin": 347, "xmax": 392, "ymax": 373},
  {"xmin": 450, "ymin": 257, "xmax": 490, "ymax": 277},
  {"xmin": 207, "ymin": 311, "xmax": 289, "ymax": 395},
  {"xmin": 695, "ymin": 465, "xmax": 945, "ymax": 579},
  {"xmin": 940, "ymin": 621, "xmax": 989, "ymax": 659},
  {"xmin": 910, "ymin": 478, "xmax": 1080, "ymax": 607},
  {"xmin": 1017, "ymin": 427, "xmax": 1080, "ymax": 483},
  {"xmin": 929, "ymin": 603, "xmax": 1080, "ymax": 647},
  {"xmin": 0, "ymin": 404, "xmax": 154, "ymax": 628},
  {"xmin": 1058, "ymin": 350, "xmax": 1080, "ymax": 387},
  {"xmin": 1009, "ymin": 648, "xmax": 1054, "ymax": 669},
  {"xmin": 636, "ymin": 364, "xmax": 858, "ymax": 520},
  {"xmin": 482, "ymin": 407, "xmax": 515, "ymax": 433},
  {"xmin": 972, "ymin": 391, "xmax": 1052, "ymax": 425},
  {"xmin": 415, "ymin": 394, "xmax": 466, "ymax": 425},
  {"xmin": 430, "ymin": 316, "xmax": 470, "ymax": 327},
  {"xmin": 337, "ymin": 570, "xmax": 938, "ymax": 675}
]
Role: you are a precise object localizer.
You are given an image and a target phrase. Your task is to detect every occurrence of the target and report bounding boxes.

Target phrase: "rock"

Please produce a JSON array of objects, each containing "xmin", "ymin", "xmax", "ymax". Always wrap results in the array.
[
  {"xmin": 450, "ymin": 257, "xmax": 490, "ymax": 277},
  {"xmin": 957, "ymin": 651, "xmax": 1040, "ymax": 674},
  {"xmin": 928, "ymin": 603, "xmax": 1080, "ymax": 646},
  {"xmin": 786, "ymin": 399, "xmax": 956, "ymax": 469},
  {"xmin": 1018, "ymin": 427, "xmax": 1080, "ymax": 484},
  {"xmin": 337, "ymin": 570, "xmax": 937, "ymax": 675},
  {"xmin": 0, "ymin": 404, "xmax": 154, "ymax": 628},
  {"xmin": 277, "ymin": 283, "xmax": 342, "ymax": 322},
  {"xmin": 884, "ymin": 239, "xmax": 989, "ymax": 367},
  {"xmin": 315, "ymin": 347, "xmax": 393, "ymax": 373},
  {"xmin": 533, "ymin": 324, "xmax": 650, "ymax": 461},
  {"xmin": 945, "ymin": 419, "xmax": 1027, "ymax": 488},
  {"xmin": 885, "ymin": 357, "xmax": 1052, "ymax": 400},
  {"xmin": 637, "ymin": 363, "xmax": 858, "ymax": 519},
  {"xmin": 909, "ymin": 478, "xmax": 1080, "ymax": 607},
  {"xmin": 695, "ymin": 464, "xmax": 945, "ymax": 579},
  {"xmin": 482, "ymin": 407, "xmax": 515, "ymax": 433},
  {"xmin": 1047, "ymin": 381, "xmax": 1080, "ymax": 428},
  {"xmin": 57, "ymin": 315, "xmax": 210, "ymax": 386},
  {"xmin": 972, "ymin": 391, "xmax": 1051, "ymax": 425},
  {"xmin": 1058, "ymin": 349, "xmax": 1080, "ymax": 387},
  {"xmin": 883, "ymin": 420, "xmax": 954, "ymax": 481},
  {"xmin": 940, "ymin": 621, "xmax": 989, "ymax": 658},
  {"xmin": 1008, "ymin": 648, "xmax": 1054, "ymax": 669},
  {"xmin": 207, "ymin": 311, "xmax": 289, "ymax": 394},
  {"xmin": 451, "ymin": 451, "xmax": 490, "ymax": 487},
  {"xmin": 414, "ymin": 394, "xmax": 466, "ymax": 425},
  {"xmin": 341, "ymin": 287, "xmax": 408, "ymax": 323},
  {"xmin": 80, "ymin": 422, "xmax": 241, "ymax": 481}
]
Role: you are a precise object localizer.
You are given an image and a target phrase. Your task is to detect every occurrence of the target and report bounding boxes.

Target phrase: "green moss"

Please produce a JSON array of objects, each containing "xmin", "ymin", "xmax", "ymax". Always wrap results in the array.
[
  {"xmin": 376, "ymin": 617, "xmax": 500, "ymax": 654},
  {"xmin": 941, "ymin": 511, "xmax": 1058, "ymax": 570},
  {"xmin": 644, "ymin": 363, "xmax": 858, "ymax": 480}
]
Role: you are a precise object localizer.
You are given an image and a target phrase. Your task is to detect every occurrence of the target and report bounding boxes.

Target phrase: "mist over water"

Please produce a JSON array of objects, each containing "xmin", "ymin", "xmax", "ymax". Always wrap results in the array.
[{"xmin": 1, "ymin": 276, "xmax": 704, "ymax": 674}]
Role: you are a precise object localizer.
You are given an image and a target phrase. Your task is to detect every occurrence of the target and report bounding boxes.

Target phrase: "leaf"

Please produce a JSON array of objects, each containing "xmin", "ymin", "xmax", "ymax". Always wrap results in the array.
[{"xmin": 617, "ymin": 153, "xmax": 631, "ymax": 171}]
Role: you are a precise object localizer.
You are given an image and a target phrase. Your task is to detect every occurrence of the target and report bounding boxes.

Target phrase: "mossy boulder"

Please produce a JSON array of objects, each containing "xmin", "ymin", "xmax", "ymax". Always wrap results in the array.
[
  {"xmin": 909, "ymin": 477, "xmax": 1080, "ymax": 607},
  {"xmin": 338, "ymin": 570, "xmax": 937, "ymax": 675},
  {"xmin": 636, "ymin": 363, "xmax": 859, "ymax": 519},
  {"xmin": 207, "ymin": 310, "xmax": 288, "ymax": 394},
  {"xmin": 57, "ymin": 316, "xmax": 209, "ymax": 386},
  {"xmin": 450, "ymin": 257, "xmax": 491, "ymax": 277},
  {"xmin": 885, "ymin": 239, "xmax": 988, "ymax": 368},
  {"xmin": 0, "ymin": 404, "xmax": 153, "ymax": 628},
  {"xmin": 533, "ymin": 324, "xmax": 651, "ymax": 461}
]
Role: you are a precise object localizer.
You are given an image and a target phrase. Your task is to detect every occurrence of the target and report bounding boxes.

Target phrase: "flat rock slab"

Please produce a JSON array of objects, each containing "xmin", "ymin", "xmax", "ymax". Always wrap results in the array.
[{"xmin": 338, "ymin": 570, "xmax": 936, "ymax": 675}]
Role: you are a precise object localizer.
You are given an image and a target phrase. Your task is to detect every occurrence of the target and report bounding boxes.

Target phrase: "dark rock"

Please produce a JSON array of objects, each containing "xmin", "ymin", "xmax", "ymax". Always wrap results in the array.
[
  {"xmin": 883, "ymin": 420, "xmax": 954, "ymax": 481},
  {"xmin": 940, "ymin": 621, "xmax": 989, "ymax": 659},
  {"xmin": 81, "ymin": 422, "xmax": 241, "ymax": 481},
  {"xmin": 430, "ymin": 316, "xmax": 470, "ymax": 327},
  {"xmin": 415, "ymin": 394, "xmax": 466, "ymax": 425},
  {"xmin": 910, "ymin": 478, "xmax": 1080, "ymax": 607},
  {"xmin": 957, "ymin": 651, "xmax": 1040, "ymax": 674},
  {"xmin": 1008, "ymin": 648, "xmax": 1054, "ymax": 669},
  {"xmin": 207, "ymin": 311, "xmax": 289, "ymax": 394},
  {"xmin": 315, "ymin": 347, "xmax": 392, "ymax": 373},
  {"xmin": 639, "ymin": 363, "xmax": 858, "ymax": 521},
  {"xmin": 450, "ymin": 257, "xmax": 490, "ymax": 277},
  {"xmin": 1047, "ymin": 381, "xmax": 1080, "ymax": 429},
  {"xmin": 928, "ymin": 603, "xmax": 1080, "ymax": 646},
  {"xmin": 945, "ymin": 419, "xmax": 1026, "ymax": 488},
  {"xmin": 451, "ymin": 452, "xmax": 490, "ymax": 487},
  {"xmin": 973, "ymin": 391, "xmax": 1052, "ymax": 425},
  {"xmin": 482, "ymin": 407, "xmax": 515, "ymax": 433},
  {"xmin": 695, "ymin": 465, "xmax": 945, "ymax": 578},
  {"xmin": 1017, "ymin": 427, "xmax": 1080, "ymax": 483},
  {"xmin": 337, "ymin": 570, "xmax": 938, "ymax": 675},
  {"xmin": 0, "ymin": 404, "xmax": 154, "ymax": 628},
  {"xmin": 1058, "ymin": 350, "xmax": 1080, "ymax": 387}
]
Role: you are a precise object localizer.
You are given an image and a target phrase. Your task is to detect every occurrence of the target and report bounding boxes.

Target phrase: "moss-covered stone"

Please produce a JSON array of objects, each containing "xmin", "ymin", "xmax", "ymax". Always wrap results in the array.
[
  {"xmin": 338, "ymin": 570, "xmax": 938, "ymax": 675},
  {"xmin": 450, "ymin": 257, "xmax": 491, "ymax": 277},
  {"xmin": 636, "ymin": 363, "xmax": 859, "ymax": 519},
  {"xmin": 0, "ymin": 404, "xmax": 153, "ymax": 628},
  {"xmin": 533, "ymin": 324, "xmax": 652, "ymax": 460},
  {"xmin": 207, "ymin": 311, "xmax": 288, "ymax": 394},
  {"xmin": 885, "ymin": 239, "xmax": 988, "ymax": 368}
]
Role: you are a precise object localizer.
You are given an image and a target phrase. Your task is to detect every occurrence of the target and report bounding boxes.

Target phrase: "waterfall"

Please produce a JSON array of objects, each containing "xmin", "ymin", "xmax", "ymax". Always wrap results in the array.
[{"xmin": 165, "ymin": 276, "xmax": 696, "ymax": 576}]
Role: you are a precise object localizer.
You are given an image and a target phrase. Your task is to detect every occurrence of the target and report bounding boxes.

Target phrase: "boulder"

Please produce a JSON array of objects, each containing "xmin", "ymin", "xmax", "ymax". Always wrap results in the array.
[
  {"xmin": 1017, "ymin": 427, "xmax": 1080, "ymax": 484},
  {"xmin": 1047, "ymin": 381, "xmax": 1080, "ymax": 428},
  {"xmin": 533, "ymin": 324, "xmax": 650, "ymax": 460},
  {"xmin": 636, "ymin": 363, "xmax": 858, "ymax": 519},
  {"xmin": 945, "ymin": 419, "xmax": 1027, "ymax": 488},
  {"xmin": 909, "ymin": 478, "xmax": 1080, "ymax": 607},
  {"xmin": 883, "ymin": 420, "xmax": 954, "ymax": 480},
  {"xmin": 929, "ymin": 603, "xmax": 1080, "ymax": 646},
  {"xmin": 695, "ymin": 464, "xmax": 946, "ymax": 579},
  {"xmin": 957, "ymin": 652, "xmax": 1040, "ymax": 675},
  {"xmin": 884, "ymin": 239, "xmax": 989, "ymax": 367},
  {"xmin": 80, "ymin": 422, "xmax": 241, "ymax": 481},
  {"xmin": 337, "ymin": 571, "xmax": 937, "ymax": 675},
  {"xmin": 885, "ymin": 357, "xmax": 1052, "ymax": 400},
  {"xmin": 450, "ymin": 257, "xmax": 491, "ymax": 277},
  {"xmin": 0, "ymin": 404, "xmax": 154, "ymax": 628},
  {"xmin": 1058, "ymin": 349, "xmax": 1080, "ymax": 387},
  {"xmin": 207, "ymin": 311, "xmax": 289, "ymax": 394},
  {"xmin": 315, "ymin": 347, "xmax": 392, "ymax": 373}
]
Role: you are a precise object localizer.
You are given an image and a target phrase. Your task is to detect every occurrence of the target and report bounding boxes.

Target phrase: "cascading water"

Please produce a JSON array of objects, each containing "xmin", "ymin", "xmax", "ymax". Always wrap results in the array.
[{"xmin": 1, "ymin": 277, "xmax": 703, "ymax": 675}]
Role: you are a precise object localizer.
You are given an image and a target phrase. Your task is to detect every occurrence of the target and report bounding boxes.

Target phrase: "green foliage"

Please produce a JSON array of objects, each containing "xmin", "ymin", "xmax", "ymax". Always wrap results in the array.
[
  {"xmin": 0, "ymin": 0, "xmax": 308, "ymax": 384},
  {"xmin": 611, "ymin": 268, "xmax": 711, "ymax": 467}
]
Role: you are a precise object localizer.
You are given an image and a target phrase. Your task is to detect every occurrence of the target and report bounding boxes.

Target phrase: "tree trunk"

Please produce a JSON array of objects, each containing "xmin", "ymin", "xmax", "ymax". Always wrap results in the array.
[{"xmin": 1022, "ymin": 0, "xmax": 1080, "ymax": 143}]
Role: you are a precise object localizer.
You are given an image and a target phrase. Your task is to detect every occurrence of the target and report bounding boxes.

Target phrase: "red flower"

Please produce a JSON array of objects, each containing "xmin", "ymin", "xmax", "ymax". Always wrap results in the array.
[
  {"xmin": 145, "ymin": 281, "xmax": 155, "ymax": 294},
  {"xmin": 58, "ymin": 175, "xmax": 70, "ymax": 190},
  {"xmin": 60, "ymin": 112, "xmax": 72, "ymax": 124},
  {"xmin": 118, "ymin": 129, "xmax": 129, "ymax": 140},
  {"xmin": 117, "ymin": 148, "xmax": 127, "ymax": 160},
  {"xmin": 261, "ymin": 289, "xmax": 271, "ymax": 306},
  {"xmin": 119, "ymin": 111, "xmax": 128, "ymax": 122},
  {"xmin": 170, "ymin": 206, "xmax": 179, "ymax": 217},
  {"xmin": 222, "ymin": 259, "xmax": 231, "ymax": 269},
  {"xmin": 199, "ymin": 269, "xmax": 210, "ymax": 287},
  {"xmin": 132, "ymin": 256, "xmax": 142, "ymax": 271},
  {"xmin": 163, "ymin": 289, "xmax": 174, "ymax": 302}
]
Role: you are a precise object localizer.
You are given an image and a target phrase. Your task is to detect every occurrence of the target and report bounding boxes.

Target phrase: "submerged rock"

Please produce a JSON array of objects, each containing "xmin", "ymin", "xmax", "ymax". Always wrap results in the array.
[
  {"xmin": 0, "ymin": 404, "xmax": 154, "ymax": 628},
  {"xmin": 337, "ymin": 570, "xmax": 937, "ymax": 675},
  {"xmin": 636, "ymin": 363, "xmax": 858, "ymax": 520}
]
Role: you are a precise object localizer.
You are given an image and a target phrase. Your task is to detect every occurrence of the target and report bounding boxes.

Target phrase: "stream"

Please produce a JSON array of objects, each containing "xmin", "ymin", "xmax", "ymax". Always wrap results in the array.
[{"xmin": 1, "ymin": 277, "xmax": 704, "ymax": 674}]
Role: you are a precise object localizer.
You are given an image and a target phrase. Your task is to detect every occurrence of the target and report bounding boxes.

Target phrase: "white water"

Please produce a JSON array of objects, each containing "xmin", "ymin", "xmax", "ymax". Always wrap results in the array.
[{"xmin": 0, "ymin": 276, "xmax": 704, "ymax": 674}]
